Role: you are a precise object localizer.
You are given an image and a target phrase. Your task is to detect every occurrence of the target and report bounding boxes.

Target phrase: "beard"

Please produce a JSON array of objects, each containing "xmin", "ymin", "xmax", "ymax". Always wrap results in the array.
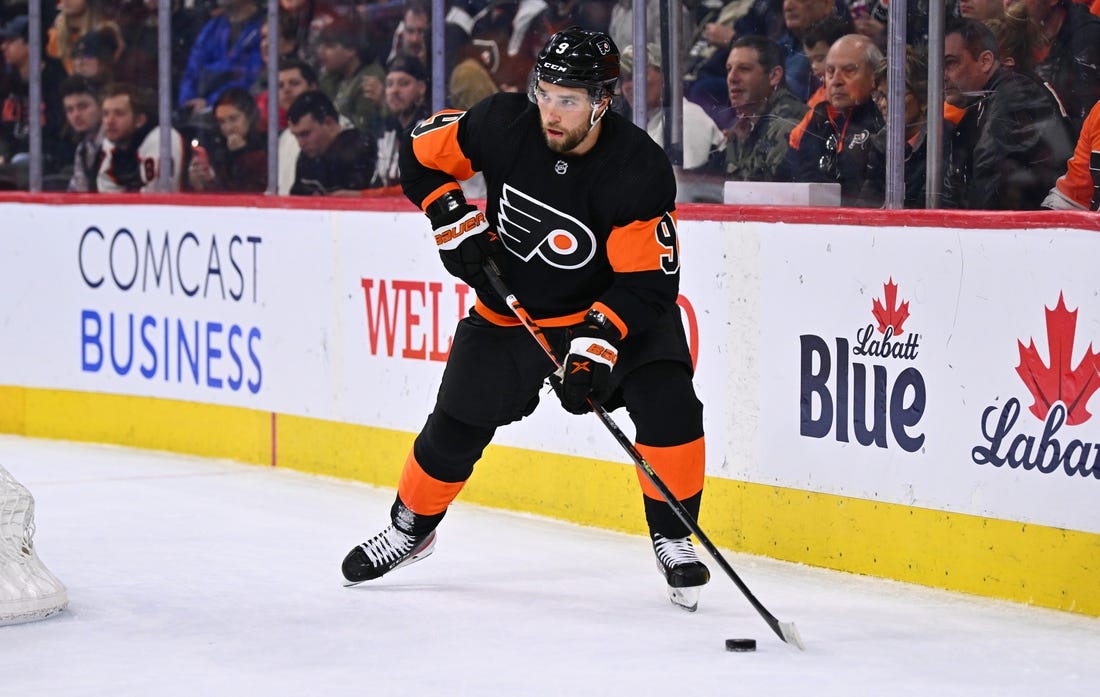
[{"xmin": 541, "ymin": 118, "xmax": 591, "ymax": 154}]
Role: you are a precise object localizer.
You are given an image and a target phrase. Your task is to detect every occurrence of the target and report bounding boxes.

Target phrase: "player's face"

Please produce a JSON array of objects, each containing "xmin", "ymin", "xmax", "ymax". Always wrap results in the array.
[
  {"xmin": 534, "ymin": 81, "xmax": 601, "ymax": 155},
  {"xmin": 101, "ymin": 95, "xmax": 143, "ymax": 144},
  {"xmin": 63, "ymin": 93, "xmax": 101, "ymax": 135}
]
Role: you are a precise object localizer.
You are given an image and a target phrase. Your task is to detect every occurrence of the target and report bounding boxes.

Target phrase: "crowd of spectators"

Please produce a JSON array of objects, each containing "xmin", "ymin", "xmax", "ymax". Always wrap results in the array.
[{"xmin": 0, "ymin": 0, "xmax": 1097, "ymax": 210}]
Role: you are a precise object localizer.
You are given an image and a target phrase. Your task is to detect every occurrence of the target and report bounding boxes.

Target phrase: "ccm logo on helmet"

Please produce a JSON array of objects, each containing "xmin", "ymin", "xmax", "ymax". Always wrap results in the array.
[
  {"xmin": 544, "ymin": 62, "xmax": 568, "ymax": 72},
  {"xmin": 435, "ymin": 211, "xmax": 487, "ymax": 246}
]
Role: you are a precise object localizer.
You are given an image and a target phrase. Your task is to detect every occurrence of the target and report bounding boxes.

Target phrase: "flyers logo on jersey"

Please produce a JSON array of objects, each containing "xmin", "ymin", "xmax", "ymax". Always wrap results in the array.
[
  {"xmin": 435, "ymin": 210, "xmax": 489, "ymax": 249},
  {"xmin": 496, "ymin": 183, "xmax": 596, "ymax": 269}
]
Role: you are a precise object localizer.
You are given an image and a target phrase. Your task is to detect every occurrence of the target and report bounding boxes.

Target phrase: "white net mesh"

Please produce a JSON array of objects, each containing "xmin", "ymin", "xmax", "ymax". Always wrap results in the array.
[{"xmin": 0, "ymin": 463, "xmax": 68, "ymax": 626}]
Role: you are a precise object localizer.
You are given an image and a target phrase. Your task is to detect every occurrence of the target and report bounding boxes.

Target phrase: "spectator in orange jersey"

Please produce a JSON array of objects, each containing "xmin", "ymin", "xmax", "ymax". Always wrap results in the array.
[{"xmin": 1043, "ymin": 100, "xmax": 1100, "ymax": 209}]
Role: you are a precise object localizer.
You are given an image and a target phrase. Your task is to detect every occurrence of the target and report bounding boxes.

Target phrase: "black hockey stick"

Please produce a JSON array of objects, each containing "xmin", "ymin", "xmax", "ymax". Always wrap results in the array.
[{"xmin": 482, "ymin": 261, "xmax": 804, "ymax": 650}]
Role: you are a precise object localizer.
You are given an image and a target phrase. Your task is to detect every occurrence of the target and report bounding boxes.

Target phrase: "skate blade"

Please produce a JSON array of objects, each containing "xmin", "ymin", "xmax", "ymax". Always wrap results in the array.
[{"xmin": 668, "ymin": 585, "xmax": 700, "ymax": 612}]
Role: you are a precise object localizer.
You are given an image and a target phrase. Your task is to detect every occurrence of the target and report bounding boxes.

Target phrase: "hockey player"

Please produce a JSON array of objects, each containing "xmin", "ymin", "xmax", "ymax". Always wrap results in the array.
[{"xmin": 342, "ymin": 27, "xmax": 710, "ymax": 611}]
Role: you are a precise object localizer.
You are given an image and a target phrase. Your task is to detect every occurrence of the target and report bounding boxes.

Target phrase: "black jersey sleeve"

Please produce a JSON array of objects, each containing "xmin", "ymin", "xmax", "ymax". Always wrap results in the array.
[{"xmin": 591, "ymin": 149, "xmax": 681, "ymax": 340}]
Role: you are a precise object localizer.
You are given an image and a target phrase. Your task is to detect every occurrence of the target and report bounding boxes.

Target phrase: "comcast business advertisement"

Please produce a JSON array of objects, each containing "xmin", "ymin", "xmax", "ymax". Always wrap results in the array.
[
  {"xmin": 0, "ymin": 204, "xmax": 342, "ymax": 416},
  {"xmin": 761, "ymin": 223, "xmax": 1100, "ymax": 534}
]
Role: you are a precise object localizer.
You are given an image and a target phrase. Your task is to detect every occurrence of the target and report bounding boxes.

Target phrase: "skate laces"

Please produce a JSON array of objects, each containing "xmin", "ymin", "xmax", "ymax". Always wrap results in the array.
[
  {"xmin": 358, "ymin": 525, "xmax": 416, "ymax": 567},
  {"xmin": 653, "ymin": 534, "xmax": 701, "ymax": 568}
]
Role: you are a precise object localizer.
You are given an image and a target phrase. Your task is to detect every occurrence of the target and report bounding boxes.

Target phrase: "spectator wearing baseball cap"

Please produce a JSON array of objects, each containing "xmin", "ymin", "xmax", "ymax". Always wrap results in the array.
[
  {"xmin": 46, "ymin": 0, "xmax": 123, "ymax": 75},
  {"xmin": 618, "ymin": 43, "xmax": 725, "ymax": 171},
  {"xmin": 71, "ymin": 28, "xmax": 119, "ymax": 84},
  {"xmin": 0, "ymin": 15, "xmax": 29, "ymax": 43},
  {"xmin": 365, "ymin": 54, "xmax": 429, "ymax": 193}
]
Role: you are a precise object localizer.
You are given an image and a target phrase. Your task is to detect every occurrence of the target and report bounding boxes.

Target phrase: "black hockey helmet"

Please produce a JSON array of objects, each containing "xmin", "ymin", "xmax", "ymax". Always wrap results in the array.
[{"xmin": 532, "ymin": 27, "xmax": 620, "ymax": 98}]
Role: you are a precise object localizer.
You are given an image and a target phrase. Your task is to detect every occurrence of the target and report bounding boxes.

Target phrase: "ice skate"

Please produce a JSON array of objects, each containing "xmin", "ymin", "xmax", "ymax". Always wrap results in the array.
[
  {"xmin": 342, "ymin": 525, "xmax": 437, "ymax": 586},
  {"xmin": 652, "ymin": 533, "xmax": 710, "ymax": 612}
]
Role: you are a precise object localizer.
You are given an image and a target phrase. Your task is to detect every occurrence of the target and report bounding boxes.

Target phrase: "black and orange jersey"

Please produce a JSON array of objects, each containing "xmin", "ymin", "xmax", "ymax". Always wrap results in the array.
[
  {"xmin": 400, "ymin": 92, "xmax": 679, "ymax": 340},
  {"xmin": 1053, "ymin": 100, "xmax": 1100, "ymax": 210}
]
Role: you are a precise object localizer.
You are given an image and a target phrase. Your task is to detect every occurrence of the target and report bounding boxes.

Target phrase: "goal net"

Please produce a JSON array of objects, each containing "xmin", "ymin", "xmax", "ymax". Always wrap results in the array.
[{"xmin": 0, "ymin": 463, "xmax": 68, "ymax": 626}]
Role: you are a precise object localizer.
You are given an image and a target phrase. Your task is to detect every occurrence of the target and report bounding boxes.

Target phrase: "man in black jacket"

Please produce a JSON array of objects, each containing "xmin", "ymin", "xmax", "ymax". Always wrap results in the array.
[
  {"xmin": 787, "ymin": 33, "xmax": 885, "ymax": 206},
  {"xmin": 942, "ymin": 18, "xmax": 1074, "ymax": 209},
  {"xmin": 287, "ymin": 90, "xmax": 375, "ymax": 195},
  {"xmin": 1030, "ymin": 0, "xmax": 1100, "ymax": 140}
]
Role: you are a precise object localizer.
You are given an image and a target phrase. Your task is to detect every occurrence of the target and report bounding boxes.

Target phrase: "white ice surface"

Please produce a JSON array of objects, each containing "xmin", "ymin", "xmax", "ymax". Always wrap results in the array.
[{"xmin": 0, "ymin": 434, "xmax": 1097, "ymax": 696}]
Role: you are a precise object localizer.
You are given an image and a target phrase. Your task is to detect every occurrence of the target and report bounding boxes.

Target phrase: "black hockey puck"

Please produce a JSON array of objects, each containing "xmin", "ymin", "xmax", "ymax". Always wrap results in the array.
[{"xmin": 725, "ymin": 638, "xmax": 757, "ymax": 652}]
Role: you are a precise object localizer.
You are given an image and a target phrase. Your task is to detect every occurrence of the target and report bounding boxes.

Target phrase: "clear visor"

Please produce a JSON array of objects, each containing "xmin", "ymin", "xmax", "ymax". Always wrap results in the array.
[{"xmin": 527, "ymin": 74, "xmax": 601, "ymax": 113}]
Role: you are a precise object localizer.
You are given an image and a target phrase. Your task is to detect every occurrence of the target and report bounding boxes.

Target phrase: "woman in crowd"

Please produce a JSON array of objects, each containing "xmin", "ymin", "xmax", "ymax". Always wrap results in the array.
[{"xmin": 187, "ymin": 87, "xmax": 267, "ymax": 193}]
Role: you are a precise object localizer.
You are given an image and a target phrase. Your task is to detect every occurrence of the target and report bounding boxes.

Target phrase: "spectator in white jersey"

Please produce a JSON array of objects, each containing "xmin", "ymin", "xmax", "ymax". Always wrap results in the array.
[{"xmin": 97, "ymin": 83, "xmax": 184, "ymax": 193}]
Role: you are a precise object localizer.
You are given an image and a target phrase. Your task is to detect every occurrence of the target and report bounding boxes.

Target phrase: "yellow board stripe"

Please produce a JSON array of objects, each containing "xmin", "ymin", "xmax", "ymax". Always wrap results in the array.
[{"xmin": 2, "ymin": 385, "xmax": 1096, "ymax": 616}]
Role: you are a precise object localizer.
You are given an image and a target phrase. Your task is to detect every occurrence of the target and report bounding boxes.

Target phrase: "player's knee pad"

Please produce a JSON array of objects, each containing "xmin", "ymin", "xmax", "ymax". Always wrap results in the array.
[
  {"xmin": 623, "ymin": 361, "xmax": 704, "ymax": 446},
  {"xmin": 413, "ymin": 407, "xmax": 496, "ymax": 483}
]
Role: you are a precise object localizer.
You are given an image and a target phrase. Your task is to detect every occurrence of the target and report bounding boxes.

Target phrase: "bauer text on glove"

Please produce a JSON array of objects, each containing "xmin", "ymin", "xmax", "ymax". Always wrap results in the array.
[
  {"xmin": 427, "ymin": 191, "xmax": 504, "ymax": 293},
  {"xmin": 551, "ymin": 311, "xmax": 620, "ymax": 414}
]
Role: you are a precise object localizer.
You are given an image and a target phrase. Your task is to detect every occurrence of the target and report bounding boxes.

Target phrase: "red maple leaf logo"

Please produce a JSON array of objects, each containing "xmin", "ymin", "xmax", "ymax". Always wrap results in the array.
[
  {"xmin": 1015, "ymin": 293, "xmax": 1100, "ymax": 425},
  {"xmin": 871, "ymin": 278, "xmax": 910, "ymax": 336}
]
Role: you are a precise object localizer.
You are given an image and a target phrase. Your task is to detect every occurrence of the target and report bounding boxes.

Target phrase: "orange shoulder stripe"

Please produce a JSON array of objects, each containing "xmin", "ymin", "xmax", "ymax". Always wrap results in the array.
[
  {"xmin": 606, "ymin": 211, "xmax": 678, "ymax": 274},
  {"xmin": 411, "ymin": 109, "xmax": 477, "ymax": 182}
]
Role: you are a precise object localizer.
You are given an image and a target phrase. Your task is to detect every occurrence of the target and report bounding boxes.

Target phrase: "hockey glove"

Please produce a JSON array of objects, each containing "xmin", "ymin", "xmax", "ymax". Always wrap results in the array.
[
  {"xmin": 427, "ymin": 190, "xmax": 504, "ymax": 294},
  {"xmin": 551, "ymin": 310, "xmax": 620, "ymax": 415}
]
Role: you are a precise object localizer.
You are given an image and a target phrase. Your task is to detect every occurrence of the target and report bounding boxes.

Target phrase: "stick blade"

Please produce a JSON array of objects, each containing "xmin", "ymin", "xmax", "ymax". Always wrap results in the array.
[{"xmin": 778, "ymin": 620, "xmax": 805, "ymax": 650}]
